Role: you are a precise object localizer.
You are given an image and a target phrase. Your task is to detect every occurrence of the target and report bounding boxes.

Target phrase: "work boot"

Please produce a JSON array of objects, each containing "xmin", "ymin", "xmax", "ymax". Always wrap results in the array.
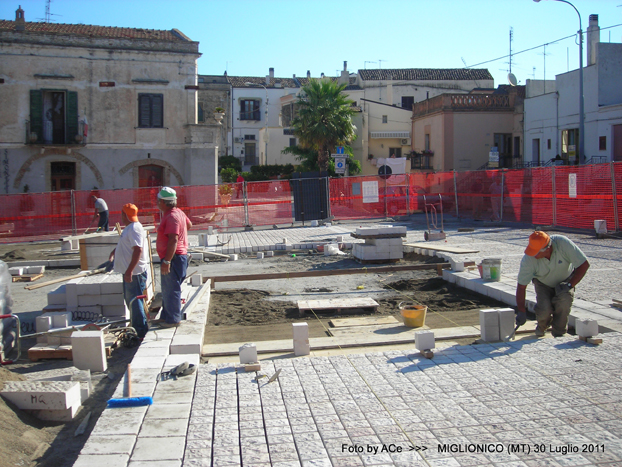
[{"xmin": 535, "ymin": 327, "xmax": 546, "ymax": 337}]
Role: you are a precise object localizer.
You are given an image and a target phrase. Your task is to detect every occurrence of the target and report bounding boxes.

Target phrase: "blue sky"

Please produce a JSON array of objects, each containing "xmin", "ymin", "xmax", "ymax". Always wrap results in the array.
[{"xmin": 2, "ymin": 0, "xmax": 621, "ymax": 87}]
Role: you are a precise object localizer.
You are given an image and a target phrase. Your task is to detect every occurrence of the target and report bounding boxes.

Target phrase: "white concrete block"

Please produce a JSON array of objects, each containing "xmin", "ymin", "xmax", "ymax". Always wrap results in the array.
[
  {"xmin": 191, "ymin": 274, "xmax": 202, "ymax": 286},
  {"xmin": 294, "ymin": 341, "xmax": 310, "ymax": 356},
  {"xmin": 414, "ymin": 330, "xmax": 435, "ymax": 351},
  {"xmin": 265, "ymin": 251, "xmax": 274, "ymax": 257},
  {"xmin": 8, "ymin": 267, "xmax": 24, "ymax": 276},
  {"xmin": 65, "ymin": 278, "xmax": 82, "ymax": 309},
  {"xmin": 0, "ymin": 380, "xmax": 81, "ymax": 410},
  {"xmin": 78, "ymin": 295, "xmax": 101, "ymax": 307},
  {"xmin": 442, "ymin": 269, "xmax": 456, "ymax": 284},
  {"xmin": 27, "ymin": 266, "xmax": 45, "ymax": 274},
  {"xmin": 100, "ymin": 275, "xmax": 123, "ymax": 295},
  {"xmin": 102, "ymin": 305, "xmax": 127, "ymax": 319},
  {"xmin": 480, "ymin": 309, "xmax": 500, "ymax": 342},
  {"xmin": 61, "ymin": 240, "xmax": 73, "ymax": 251},
  {"xmin": 28, "ymin": 403, "xmax": 80, "ymax": 422},
  {"xmin": 497, "ymin": 308, "xmax": 515, "ymax": 340},
  {"xmin": 198, "ymin": 233, "xmax": 207, "ymax": 246},
  {"xmin": 310, "ymin": 220, "xmax": 319, "ymax": 227},
  {"xmin": 100, "ymin": 294, "xmax": 125, "ymax": 306},
  {"xmin": 256, "ymin": 252, "xmax": 264, "ymax": 259},
  {"xmin": 71, "ymin": 330, "xmax": 107, "ymax": 372},
  {"xmin": 47, "ymin": 285, "xmax": 67, "ymax": 306},
  {"xmin": 576, "ymin": 319, "xmax": 599, "ymax": 338},
  {"xmin": 292, "ymin": 322, "xmax": 309, "ymax": 341},
  {"xmin": 336, "ymin": 236, "xmax": 344, "ymax": 242},
  {"xmin": 229, "ymin": 254, "xmax": 238, "ymax": 261},
  {"xmin": 36, "ymin": 315, "xmax": 52, "ymax": 334},
  {"xmin": 208, "ymin": 226, "xmax": 214, "ymax": 235},
  {"xmin": 52, "ymin": 312, "xmax": 71, "ymax": 328},
  {"xmin": 77, "ymin": 275, "xmax": 102, "ymax": 295},
  {"xmin": 239, "ymin": 343, "xmax": 257, "ymax": 364}
]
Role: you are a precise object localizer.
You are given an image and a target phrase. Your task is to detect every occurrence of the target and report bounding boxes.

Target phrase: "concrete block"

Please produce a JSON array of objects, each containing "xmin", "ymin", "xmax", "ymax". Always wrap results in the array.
[
  {"xmin": 71, "ymin": 330, "xmax": 107, "ymax": 372},
  {"xmin": 576, "ymin": 319, "xmax": 599, "ymax": 338},
  {"xmin": 294, "ymin": 341, "xmax": 310, "ymax": 356},
  {"xmin": 8, "ymin": 267, "xmax": 24, "ymax": 276},
  {"xmin": 0, "ymin": 380, "xmax": 81, "ymax": 410},
  {"xmin": 292, "ymin": 322, "xmax": 309, "ymax": 341},
  {"xmin": 65, "ymin": 278, "xmax": 82, "ymax": 309},
  {"xmin": 414, "ymin": 330, "xmax": 435, "ymax": 351},
  {"xmin": 47, "ymin": 285, "xmax": 67, "ymax": 306},
  {"xmin": 198, "ymin": 233, "xmax": 207, "ymax": 246},
  {"xmin": 442, "ymin": 269, "xmax": 456, "ymax": 284},
  {"xmin": 256, "ymin": 252, "xmax": 264, "ymax": 259},
  {"xmin": 36, "ymin": 315, "xmax": 52, "ymax": 334},
  {"xmin": 191, "ymin": 274, "xmax": 202, "ymax": 286},
  {"xmin": 480, "ymin": 309, "xmax": 500, "ymax": 342},
  {"xmin": 100, "ymin": 294, "xmax": 125, "ymax": 306},
  {"xmin": 51, "ymin": 312, "xmax": 71, "ymax": 328},
  {"xmin": 100, "ymin": 275, "xmax": 124, "ymax": 295},
  {"xmin": 497, "ymin": 308, "xmax": 515, "ymax": 340},
  {"xmin": 28, "ymin": 403, "xmax": 80, "ymax": 422},
  {"xmin": 310, "ymin": 220, "xmax": 319, "ymax": 227},
  {"xmin": 239, "ymin": 343, "xmax": 257, "ymax": 364},
  {"xmin": 336, "ymin": 236, "xmax": 344, "ymax": 242},
  {"xmin": 265, "ymin": 251, "xmax": 274, "ymax": 257},
  {"xmin": 27, "ymin": 265, "xmax": 45, "ymax": 274},
  {"xmin": 78, "ymin": 295, "xmax": 101, "ymax": 307},
  {"xmin": 229, "ymin": 254, "xmax": 238, "ymax": 261},
  {"xmin": 77, "ymin": 275, "xmax": 102, "ymax": 295},
  {"xmin": 61, "ymin": 240, "xmax": 73, "ymax": 251}
]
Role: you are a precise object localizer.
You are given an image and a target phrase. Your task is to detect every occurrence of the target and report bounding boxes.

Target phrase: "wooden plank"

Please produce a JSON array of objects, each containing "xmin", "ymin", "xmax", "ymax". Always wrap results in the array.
[
  {"xmin": 28, "ymin": 346, "xmax": 73, "ymax": 362},
  {"xmin": 206, "ymin": 263, "xmax": 452, "ymax": 285},
  {"xmin": 330, "ymin": 316, "xmax": 400, "ymax": 328},
  {"xmin": 298, "ymin": 298, "xmax": 379, "ymax": 311},
  {"xmin": 12, "ymin": 273, "xmax": 43, "ymax": 282},
  {"xmin": 405, "ymin": 242, "xmax": 480, "ymax": 254}
]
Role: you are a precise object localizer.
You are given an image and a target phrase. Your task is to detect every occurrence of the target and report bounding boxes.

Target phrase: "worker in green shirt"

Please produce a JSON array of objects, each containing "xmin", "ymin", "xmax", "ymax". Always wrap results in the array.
[{"xmin": 515, "ymin": 231, "xmax": 590, "ymax": 337}]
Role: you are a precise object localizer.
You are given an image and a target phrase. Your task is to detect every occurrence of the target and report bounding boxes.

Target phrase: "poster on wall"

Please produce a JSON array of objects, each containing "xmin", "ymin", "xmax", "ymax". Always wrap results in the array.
[
  {"xmin": 569, "ymin": 174, "xmax": 577, "ymax": 198},
  {"xmin": 362, "ymin": 181, "xmax": 379, "ymax": 203}
]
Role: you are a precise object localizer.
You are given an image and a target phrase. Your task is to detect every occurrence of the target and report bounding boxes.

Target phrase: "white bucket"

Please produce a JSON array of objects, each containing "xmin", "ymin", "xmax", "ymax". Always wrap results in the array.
[
  {"xmin": 594, "ymin": 220, "xmax": 607, "ymax": 234},
  {"xmin": 482, "ymin": 258, "xmax": 502, "ymax": 281}
]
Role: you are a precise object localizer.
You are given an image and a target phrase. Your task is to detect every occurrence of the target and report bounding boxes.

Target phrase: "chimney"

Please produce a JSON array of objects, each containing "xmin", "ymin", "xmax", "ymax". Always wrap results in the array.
[
  {"xmin": 587, "ymin": 14, "xmax": 600, "ymax": 66},
  {"xmin": 307, "ymin": 70, "xmax": 311, "ymax": 79},
  {"xmin": 15, "ymin": 5, "xmax": 25, "ymax": 31},
  {"xmin": 321, "ymin": 73, "xmax": 325, "ymax": 79},
  {"xmin": 339, "ymin": 61, "xmax": 349, "ymax": 85}
]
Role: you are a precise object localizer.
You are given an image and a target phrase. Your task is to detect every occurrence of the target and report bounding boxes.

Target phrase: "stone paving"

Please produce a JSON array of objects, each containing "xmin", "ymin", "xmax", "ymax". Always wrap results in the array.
[{"xmin": 185, "ymin": 333, "xmax": 622, "ymax": 467}]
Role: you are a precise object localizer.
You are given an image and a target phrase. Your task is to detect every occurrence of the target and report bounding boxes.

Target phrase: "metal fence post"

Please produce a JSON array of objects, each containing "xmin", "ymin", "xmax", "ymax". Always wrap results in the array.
[
  {"xmin": 551, "ymin": 166, "xmax": 557, "ymax": 227},
  {"xmin": 611, "ymin": 162, "xmax": 619, "ymax": 232},
  {"xmin": 71, "ymin": 190, "xmax": 76, "ymax": 236},
  {"xmin": 243, "ymin": 181, "xmax": 249, "ymax": 227},
  {"xmin": 453, "ymin": 170, "xmax": 459, "ymax": 218},
  {"xmin": 500, "ymin": 171, "xmax": 504, "ymax": 222},
  {"xmin": 406, "ymin": 173, "xmax": 411, "ymax": 216}
]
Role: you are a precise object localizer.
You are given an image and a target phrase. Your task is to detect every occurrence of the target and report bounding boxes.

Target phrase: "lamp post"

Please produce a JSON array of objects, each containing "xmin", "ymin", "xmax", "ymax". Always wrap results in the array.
[
  {"xmin": 534, "ymin": 0, "xmax": 584, "ymax": 164},
  {"xmin": 244, "ymin": 82, "xmax": 269, "ymax": 165}
]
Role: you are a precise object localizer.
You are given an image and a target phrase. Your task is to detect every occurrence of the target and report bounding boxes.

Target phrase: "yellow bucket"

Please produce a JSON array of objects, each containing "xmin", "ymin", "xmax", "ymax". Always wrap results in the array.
[{"xmin": 398, "ymin": 302, "xmax": 428, "ymax": 328}]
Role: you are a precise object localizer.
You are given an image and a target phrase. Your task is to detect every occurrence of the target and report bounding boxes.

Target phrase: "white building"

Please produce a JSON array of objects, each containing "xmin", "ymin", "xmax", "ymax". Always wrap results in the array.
[{"xmin": 524, "ymin": 15, "xmax": 622, "ymax": 165}]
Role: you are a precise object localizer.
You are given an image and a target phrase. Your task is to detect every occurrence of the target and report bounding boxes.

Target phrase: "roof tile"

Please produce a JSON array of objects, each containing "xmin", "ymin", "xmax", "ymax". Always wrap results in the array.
[{"xmin": 358, "ymin": 68, "xmax": 493, "ymax": 81}]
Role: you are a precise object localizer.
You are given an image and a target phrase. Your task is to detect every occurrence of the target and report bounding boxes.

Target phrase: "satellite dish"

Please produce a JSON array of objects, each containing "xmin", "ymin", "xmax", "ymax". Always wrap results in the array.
[
  {"xmin": 508, "ymin": 73, "xmax": 518, "ymax": 86},
  {"xmin": 378, "ymin": 165, "xmax": 392, "ymax": 180}
]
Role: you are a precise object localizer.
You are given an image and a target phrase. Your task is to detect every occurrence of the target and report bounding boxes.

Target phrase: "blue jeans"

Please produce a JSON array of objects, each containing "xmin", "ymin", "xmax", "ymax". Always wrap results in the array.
[
  {"xmin": 123, "ymin": 271, "xmax": 148, "ymax": 338},
  {"xmin": 160, "ymin": 254, "xmax": 188, "ymax": 324},
  {"xmin": 97, "ymin": 210, "xmax": 109, "ymax": 232}
]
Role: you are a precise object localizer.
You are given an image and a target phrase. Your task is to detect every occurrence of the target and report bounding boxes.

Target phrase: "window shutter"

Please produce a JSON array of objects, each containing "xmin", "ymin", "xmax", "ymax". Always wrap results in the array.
[
  {"xmin": 152, "ymin": 95, "xmax": 163, "ymax": 128},
  {"xmin": 139, "ymin": 94, "xmax": 151, "ymax": 127},
  {"xmin": 29, "ymin": 90, "xmax": 43, "ymax": 143},
  {"xmin": 66, "ymin": 91, "xmax": 79, "ymax": 142},
  {"xmin": 198, "ymin": 103, "xmax": 204, "ymax": 122}
]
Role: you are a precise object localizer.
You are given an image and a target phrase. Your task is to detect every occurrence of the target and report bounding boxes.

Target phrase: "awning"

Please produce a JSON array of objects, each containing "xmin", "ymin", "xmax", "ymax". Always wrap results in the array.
[{"xmin": 370, "ymin": 131, "xmax": 410, "ymax": 139}]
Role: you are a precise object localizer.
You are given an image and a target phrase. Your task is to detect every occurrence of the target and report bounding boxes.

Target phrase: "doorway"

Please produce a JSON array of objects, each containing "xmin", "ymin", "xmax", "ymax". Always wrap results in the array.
[
  {"xmin": 532, "ymin": 139, "xmax": 540, "ymax": 165},
  {"xmin": 43, "ymin": 91, "xmax": 66, "ymax": 144},
  {"xmin": 50, "ymin": 161, "xmax": 75, "ymax": 190},
  {"xmin": 613, "ymin": 124, "xmax": 622, "ymax": 162}
]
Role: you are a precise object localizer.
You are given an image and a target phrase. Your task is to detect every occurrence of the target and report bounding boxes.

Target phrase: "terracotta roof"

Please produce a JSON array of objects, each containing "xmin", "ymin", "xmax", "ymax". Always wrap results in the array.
[
  {"xmin": 358, "ymin": 68, "xmax": 494, "ymax": 81},
  {"xmin": 227, "ymin": 76, "xmax": 299, "ymax": 88},
  {"xmin": 296, "ymin": 77, "xmax": 339, "ymax": 86},
  {"xmin": 0, "ymin": 20, "xmax": 190, "ymax": 41}
]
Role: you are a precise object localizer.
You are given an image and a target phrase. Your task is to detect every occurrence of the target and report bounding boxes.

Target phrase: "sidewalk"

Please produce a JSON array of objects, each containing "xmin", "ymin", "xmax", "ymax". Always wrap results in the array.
[{"xmin": 73, "ymin": 220, "xmax": 622, "ymax": 466}]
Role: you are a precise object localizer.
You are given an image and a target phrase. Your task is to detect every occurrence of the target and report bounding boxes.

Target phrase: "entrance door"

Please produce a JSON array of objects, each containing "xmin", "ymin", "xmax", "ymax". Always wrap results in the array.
[
  {"xmin": 139, "ymin": 165, "xmax": 163, "ymax": 188},
  {"xmin": 50, "ymin": 161, "xmax": 75, "ymax": 190},
  {"xmin": 614, "ymin": 124, "xmax": 622, "ymax": 162},
  {"xmin": 532, "ymin": 139, "xmax": 540, "ymax": 165}
]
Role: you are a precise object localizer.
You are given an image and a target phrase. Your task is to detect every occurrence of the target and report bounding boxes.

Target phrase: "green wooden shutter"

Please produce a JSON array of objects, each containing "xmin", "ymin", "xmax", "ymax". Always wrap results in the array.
[
  {"xmin": 66, "ymin": 91, "xmax": 79, "ymax": 143},
  {"xmin": 29, "ymin": 90, "xmax": 43, "ymax": 143},
  {"xmin": 151, "ymin": 94, "xmax": 163, "ymax": 128},
  {"xmin": 139, "ymin": 94, "xmax": 151, "ymax": 127}
]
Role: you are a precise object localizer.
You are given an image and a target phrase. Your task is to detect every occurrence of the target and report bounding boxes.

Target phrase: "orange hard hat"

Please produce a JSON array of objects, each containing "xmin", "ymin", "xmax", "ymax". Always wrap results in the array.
[{"xmin": 525, "ymin": 231, "xmax": 551, "ymax": 256}]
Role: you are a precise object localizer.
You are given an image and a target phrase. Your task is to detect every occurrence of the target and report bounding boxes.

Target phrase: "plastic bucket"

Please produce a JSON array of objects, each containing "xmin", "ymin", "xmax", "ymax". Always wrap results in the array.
[
  {"xmin": 482, "ymin": 258, "xmax": 502, "ymax": 281},
  {"xmin": 398, "ymin": 302, "xmax": 427, "ymax": 328}
]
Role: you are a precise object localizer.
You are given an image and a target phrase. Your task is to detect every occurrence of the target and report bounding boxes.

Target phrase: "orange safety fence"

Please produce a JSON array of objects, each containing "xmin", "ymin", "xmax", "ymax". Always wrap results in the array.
[{"xmin": 1, "ymin": 162, "xmax": 621, "ymax": 244}]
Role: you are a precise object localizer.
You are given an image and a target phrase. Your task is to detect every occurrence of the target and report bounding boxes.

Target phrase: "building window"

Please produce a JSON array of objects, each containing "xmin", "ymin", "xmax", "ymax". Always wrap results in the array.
[
  {"xmin": 240, "ymin": 99, "xmax": 260, "ymax": 120},
  {"xmin": 401, "ymin": 96, "xmax": 414, "ymax": 109},
  {"xmin": 283, "ymin": 128, "xmax": 295, "ymax": 135},
  {"xmin": 289, "ymin": 138, "xmax": 296, "ymax": 147},
  {"xmin": 244, "ymin": 134, "xmax": 255, "ymax": 140},
  {"xmin": 244, "ymin": 143, "xmax": 256, "ymax": 165},
  {"xmin": 29, "ymin": 89, "xmax": 79, "ymax": 144},
  {"xmin": 599, "ymin": 136, "xmax": 607, "ymax": 151},
  {"xmin": 547, "ymin": 139, "xmax": 551, "ymax": 150},
  {"xmin": 382, "ymin": 115, "xmax": 388, "ymax": 124},
  {"xmin": 138, "ymin": 93, "xmax": 163, "ymax": 128},
  {"xmin": 561, "ymin": 129, "xmax": 579, "ymax": 164},
  {"xmin": 389, "ymin": 148, "xmax": 402, "ymax": 158},
  {"xmin": 198, "ymin": 103, "xmax": 204, "ymax": 122},
  {"xmin": 424, "ymin": 134, "xmax": 430, "ymax": 151}
]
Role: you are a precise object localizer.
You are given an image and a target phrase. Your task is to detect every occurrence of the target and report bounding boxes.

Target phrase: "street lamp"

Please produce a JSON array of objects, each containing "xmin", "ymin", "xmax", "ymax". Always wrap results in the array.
[
  {"xmin": 534, "ymin": 0, "xmax": 584, "ymax": 164},
  {"xmin": 244, "ymin": 82, "xmax": 269, "ymax": 165}
]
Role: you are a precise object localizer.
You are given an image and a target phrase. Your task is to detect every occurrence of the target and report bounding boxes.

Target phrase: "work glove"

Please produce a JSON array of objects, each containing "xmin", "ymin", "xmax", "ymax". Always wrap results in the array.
[
  {"xmin": 515, "ymin": 310, "xmax": 527, "ymax": 326},
  {"xmin": 555, "ymin": 282, "xmax": 572, "ymax": 295}
]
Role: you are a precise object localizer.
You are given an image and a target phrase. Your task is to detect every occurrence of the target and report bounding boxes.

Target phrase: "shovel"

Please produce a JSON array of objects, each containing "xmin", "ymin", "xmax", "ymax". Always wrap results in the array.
[
  {"xmin": 504, "ymin": 323, "xmax": 521, "ymax": 342},
  {"xmin": 84, "ymin": 219, "xmax": 96, "ymax": 234},
  {"xmin": 97, "ymin": 260, "xmax": 114, "ymax": 273}
]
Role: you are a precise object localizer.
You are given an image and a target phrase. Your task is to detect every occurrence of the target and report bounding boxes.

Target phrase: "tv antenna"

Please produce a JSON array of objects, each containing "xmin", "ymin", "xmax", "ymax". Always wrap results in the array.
[
  {"xmin": 364, "ymin": 61, "xmax": 376, "ymax": 69},
  {"xmin": 378, "ymin": 59, "xmax": 387, "ymax": 69},
  {"xmin": 38, "ymin": 0, "xmax": 62, "ymax": 23}
]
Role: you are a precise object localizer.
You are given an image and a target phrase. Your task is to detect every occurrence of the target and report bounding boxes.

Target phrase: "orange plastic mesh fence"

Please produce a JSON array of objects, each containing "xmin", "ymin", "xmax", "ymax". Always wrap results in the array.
[
  {"xmin": 246, "ymin": 180, "xmax": 293, "ymax": 227},
  {"xmin": 503, "ymin": 167, "xmax": 554, "ymax": 225},
  {"xmin": 408, "ymin": 172, "xmax": 457, "ymax": 217},
  {"xmin": 330, "ymin": 175, "xmax": 394, "ymax": 220}
]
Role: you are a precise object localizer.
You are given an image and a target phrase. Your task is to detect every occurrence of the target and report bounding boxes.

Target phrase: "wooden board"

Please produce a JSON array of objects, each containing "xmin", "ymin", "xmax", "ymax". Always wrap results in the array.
[
  {"xmin": 330, "ymin": 316, "xmax": 399, "ymax": 328},
  {"xmin": 298, "ymin": 298, "xmax": 378, "ymax": 317},
  {"xmin": 404, "ymin": 242, "xmax": 480, "ymax": 254},
  {"xmin": 28, "ymin": 345, "xmax": 73, "ymax": 362},
  {"xmin": 12, "ymin": 273, "xmax": 43, "ymax": 282}
]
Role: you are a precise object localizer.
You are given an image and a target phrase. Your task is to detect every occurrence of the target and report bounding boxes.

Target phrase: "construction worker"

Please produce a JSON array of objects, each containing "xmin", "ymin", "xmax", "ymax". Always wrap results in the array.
[
  {"xmin": 108, "ymin": 204, "xmax": 149, "ymax": 339},
  {"xmin": 156, "ymin": 187, "xmax": 192, "ymax": 327},
  {"xmin": 91, "ymin": 195, "xmax": 109, "ymax": 232},
  {"xmin": 515, "ymin": 231, "xmax": 590, "ymax": 337}
]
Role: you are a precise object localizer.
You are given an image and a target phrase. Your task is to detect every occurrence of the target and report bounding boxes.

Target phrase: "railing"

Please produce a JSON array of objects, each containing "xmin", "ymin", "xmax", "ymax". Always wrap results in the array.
[{"xmin": 587, "ymin": 156, "xmax": 608, "ymax": 165}]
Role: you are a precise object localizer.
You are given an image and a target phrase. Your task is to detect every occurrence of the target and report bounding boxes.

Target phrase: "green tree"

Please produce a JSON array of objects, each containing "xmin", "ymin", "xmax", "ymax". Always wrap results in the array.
[{"xmin": 284, "ymin": 79, "xmax": 357, "ymax": 172}]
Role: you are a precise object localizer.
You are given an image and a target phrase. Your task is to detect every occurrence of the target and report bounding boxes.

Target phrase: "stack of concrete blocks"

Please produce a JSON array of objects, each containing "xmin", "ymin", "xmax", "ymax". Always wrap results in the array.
[
  {"xmin": 8, "ymin": 265, "xmax": 45, "ymax": 277},
  {"xmin": 170, "ymin": 279, "xmax": 212, "ymax": 355},
  {"xmin": 190, "ymin": 273, "xmax": 202, "ymax": 286},
  {"xmin": 71, "ymin": 330, "xmax": 107, "ymax": 372},
  {"xmin": 198, "ymin": 233, "xmax": 218, "ymax": 247},
  {"xmin": 576, "ymin": 318, "xmax": 599, "ymax": 338},
  {"xmin": 239, "ymin": 343, "xmax": 258, "ymax": 364},
  {"xmin": 352, "ymin": 226, "xmax": 406, "ymax": 262},
  {"xmin": 79, "ymin": 232, "xmax": 119, "ymax": 270},
  {"xmin": 1, "ymin": 380, "xmax": 82, "ymax": 421},
  {"xmin": 61, "ymin": 237, "xmax": 79, "ymax": 251},
  {"xmin": 480, "ymin": 308, "xmax": 516, "ymax": 341},
  {"xmin": 23, "ymin": 367, "xmax": 92, "ymax": 404},
  {"xmin": 35, "ymin": 312, "xmax": 73, "ymax": 345},
  {"xmin": 414, "ymin": 330, "xmax": 435, "ymax": 351},
  {"xmin": 293, "ymin": 322, "xmax": 310, "ymax": 356}
]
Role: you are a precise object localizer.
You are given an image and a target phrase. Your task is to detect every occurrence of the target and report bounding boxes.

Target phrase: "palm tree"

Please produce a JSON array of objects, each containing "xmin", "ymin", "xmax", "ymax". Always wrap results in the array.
[{"xmin": 287, "ymin": 79, "xmax": 357, "ymax": 172}]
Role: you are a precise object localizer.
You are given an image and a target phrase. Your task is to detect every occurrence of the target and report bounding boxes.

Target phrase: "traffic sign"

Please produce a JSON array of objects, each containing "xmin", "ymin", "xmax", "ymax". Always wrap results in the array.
[
  {"xmin": 336, "ymin": 146, "xmax": 345, "ymax": 155},
  {"xmin": 335, "ymin": 156, "xmax": 346, "ymax": 174}
]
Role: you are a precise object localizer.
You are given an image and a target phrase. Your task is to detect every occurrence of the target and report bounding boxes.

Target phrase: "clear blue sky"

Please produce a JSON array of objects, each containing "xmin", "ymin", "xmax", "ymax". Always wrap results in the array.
[{"xmin": 2, "ymin": 0, "xmax": 621, "ymax": 87}]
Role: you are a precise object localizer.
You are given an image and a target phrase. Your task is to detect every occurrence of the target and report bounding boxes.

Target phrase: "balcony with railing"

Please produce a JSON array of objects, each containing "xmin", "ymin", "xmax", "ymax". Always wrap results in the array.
[{"xmin": 412, "ymin": 93, "xmax": 513, "ymax": 118}]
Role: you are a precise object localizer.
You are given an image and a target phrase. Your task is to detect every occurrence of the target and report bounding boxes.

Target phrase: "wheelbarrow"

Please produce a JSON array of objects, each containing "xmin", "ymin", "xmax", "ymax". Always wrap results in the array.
[{"xmin": 423, "ymin": 194, "xmax": 446, "ymax": 241}]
